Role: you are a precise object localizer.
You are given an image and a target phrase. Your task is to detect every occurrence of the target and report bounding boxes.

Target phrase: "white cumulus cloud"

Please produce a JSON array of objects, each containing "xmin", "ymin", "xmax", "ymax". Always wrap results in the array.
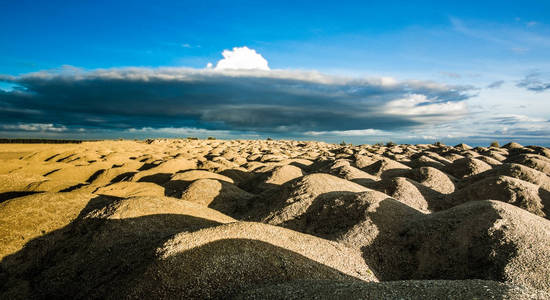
[{"xmin": 215, "ymin": 46, "xmax": 270, "ymax": 71}]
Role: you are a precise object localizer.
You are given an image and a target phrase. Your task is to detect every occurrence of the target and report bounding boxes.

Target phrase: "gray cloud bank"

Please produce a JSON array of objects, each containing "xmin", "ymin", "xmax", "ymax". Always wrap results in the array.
[{"xmin": 0, "ymin": 67, "xmax": 473, "ymax": 137}]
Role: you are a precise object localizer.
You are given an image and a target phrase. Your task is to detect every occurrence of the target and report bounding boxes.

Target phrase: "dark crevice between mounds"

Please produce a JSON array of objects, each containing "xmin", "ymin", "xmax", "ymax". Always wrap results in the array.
[
  {"xmin": 44, "ymin": 154, "xmax": 60, "ymax": 162},
  {"xmin": 163, "ymin": 180, "xmax": 193, "ymax": 198},
  {"xmin": 138, "ymin": 163, "xmax": 159, "ymax": 171},
  {"xmin": 288, "ymin": 161, "xmax": 311, "ymax": 170},
  {"xmin": 110, "ymin": 172, "xmax": 137, "ymax": 184},
  {"xmin": 56, "ymin": 154, "xmax": 76, "ymax": 163},
  {"xmin": 301, "ymin": 159, "xmax": 334, "ymax": 174},
  {"xmin": 0, "ymin": 191, "xmax": 43, "ymax": 204},
  {"xmin": 137, "ymin": 173, "xmax": 172, "ymax": 185},
  {"xmin": 237, "ymin": 172, "xmax": 281, "ymax": 195},
  {"xmin": 208, "ymin": 182, "xmax": 257, "ymax": 217},
  {"xmin": 138, "ymin": 157, "xmax": 153, "ymax": 163},
  {"xmin": 66, "ymin": 157, "xmax": 81, "ymax": 163},
  {"xmin": 218, "ymin": 169, "xmax": 255, "ymax": 186},
  {"xmin": 42, "ymin": 169, "xmax": 61, "ymax": 177},
  {"xmin": 60, "ymin": 183, "xmax": 88, "ymax": 193},
  {"xmin": 86, "ymin": 170, "xmax": 105, "ymax": 184}
]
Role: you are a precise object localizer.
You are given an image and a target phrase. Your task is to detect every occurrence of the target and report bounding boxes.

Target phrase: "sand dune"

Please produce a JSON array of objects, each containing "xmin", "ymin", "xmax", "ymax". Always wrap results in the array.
[{"xmin": 1, "ymin": 139, "xmax": 550, "ymax": 298}]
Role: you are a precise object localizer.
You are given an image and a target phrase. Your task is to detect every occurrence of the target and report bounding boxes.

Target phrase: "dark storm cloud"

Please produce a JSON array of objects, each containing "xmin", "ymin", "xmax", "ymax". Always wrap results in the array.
[
  {"xmin": 0, "ymin": 67, "xmax": 473, "ymax": 134},
  {"xmin": 517, "ymin": 72, "xmax": 550, "ymax": 92}
]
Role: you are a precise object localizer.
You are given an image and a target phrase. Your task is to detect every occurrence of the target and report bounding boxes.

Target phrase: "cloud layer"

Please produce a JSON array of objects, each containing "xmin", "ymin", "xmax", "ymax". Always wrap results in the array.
[
  {"xmin": 0, "ymin": 69, "xmax": 472, "ymax": 134},
  {"xmin": 0, "ymin": 47, "xmax": 476, "ymax": 139}
]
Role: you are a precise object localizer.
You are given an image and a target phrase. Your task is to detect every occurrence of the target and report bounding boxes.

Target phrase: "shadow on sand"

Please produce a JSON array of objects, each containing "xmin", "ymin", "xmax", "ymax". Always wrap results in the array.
[{"xmin": 0, "ymin": 194, "xmax": 363, "ymax": 299}]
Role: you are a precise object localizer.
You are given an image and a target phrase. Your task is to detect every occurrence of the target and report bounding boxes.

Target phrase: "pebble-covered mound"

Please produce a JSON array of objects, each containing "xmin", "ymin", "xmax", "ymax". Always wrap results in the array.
[{"xmin": 1, "ymin": 139, "xmax": 550, "ymax": 298}]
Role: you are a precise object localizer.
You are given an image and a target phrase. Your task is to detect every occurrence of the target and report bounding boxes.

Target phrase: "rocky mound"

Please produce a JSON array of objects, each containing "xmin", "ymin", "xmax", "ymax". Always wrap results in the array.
[
  {"xmin": 449, "ymin": 175, "xmax": 547, "ymax": 217},
  {"xmin": 404, "ymin": 166, "xmax": 457, "ymax": 194},
  {"xmin": 278, "ymin": 191, "xmax": 422, "ymax": 244},
  {"xmin": 128, "ymin": 222, "xmax": 377, "ymax": 298},
  {"xmin": 377, "ymin": 177, "xmax": 437, "ymax": 212},
  {"xmin": 444, "ymin": 157, "xmax": 492, "ymax": 178},
  {"xmin": 245, "ymin": 173, "xmax": 368, "ymax": 222},
  {"xmin": 178, "ymin": 178, "xmax": 255, "ymax": 215},
  {"xmin": 262, "ymin": 164, "xmax": 304, "ymax": 185}
]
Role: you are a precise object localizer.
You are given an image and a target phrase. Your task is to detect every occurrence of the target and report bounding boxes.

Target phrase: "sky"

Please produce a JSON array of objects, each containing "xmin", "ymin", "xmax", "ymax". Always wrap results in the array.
[{"xmin": 1, "ymin": 0, "xmax": 549, "ymax": 146}]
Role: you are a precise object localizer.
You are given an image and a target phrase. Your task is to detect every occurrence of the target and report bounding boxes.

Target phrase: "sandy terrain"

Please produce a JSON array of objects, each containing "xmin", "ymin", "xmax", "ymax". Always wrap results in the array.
[{"xmin": 1, "ymin": 139, "xmax": 550, "ymax": 299}]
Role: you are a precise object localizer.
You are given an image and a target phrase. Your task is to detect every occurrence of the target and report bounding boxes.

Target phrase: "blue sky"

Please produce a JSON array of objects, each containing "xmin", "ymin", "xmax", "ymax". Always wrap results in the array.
[{"xmin": 1, "ymin": 0, "xmax": 549, "ymax": 145}]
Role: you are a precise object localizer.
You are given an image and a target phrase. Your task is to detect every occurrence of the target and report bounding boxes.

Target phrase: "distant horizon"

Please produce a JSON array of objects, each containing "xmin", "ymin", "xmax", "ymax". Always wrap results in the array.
[
  {"xmin": 0, "ymin": 136, "xmax": 547, "ymax": 148},
  {"xmin": 1, "ymin": 1, "xmax": 549, "ymax": 145}
]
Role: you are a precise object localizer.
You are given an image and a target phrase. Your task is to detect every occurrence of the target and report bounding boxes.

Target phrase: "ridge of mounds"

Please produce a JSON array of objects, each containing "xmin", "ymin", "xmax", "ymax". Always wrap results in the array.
[
  {"xmin": 377, "ymin": 200, "xmax": 550, "ymax": 293},
  {"xmin": 449, "ymin": 175, "xmax": 549, "ymax": 217},
  {"xmin": 245, "ymin": 169, "xmax": 550, "ymax": 290},
  {"xmin": 507, "ymin": 154, "xmax": 550, "ymax": 176},
  {"xmin": 1, "ymin": 203, "xmax": 376, "ymax": 298},
  {"xmin": 128, "ymin": 222, "xmax": 376, "ymax": 298},
  {"xmin": 261, "ymin": 186, "xmax": 550, "ymax": 292}
]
